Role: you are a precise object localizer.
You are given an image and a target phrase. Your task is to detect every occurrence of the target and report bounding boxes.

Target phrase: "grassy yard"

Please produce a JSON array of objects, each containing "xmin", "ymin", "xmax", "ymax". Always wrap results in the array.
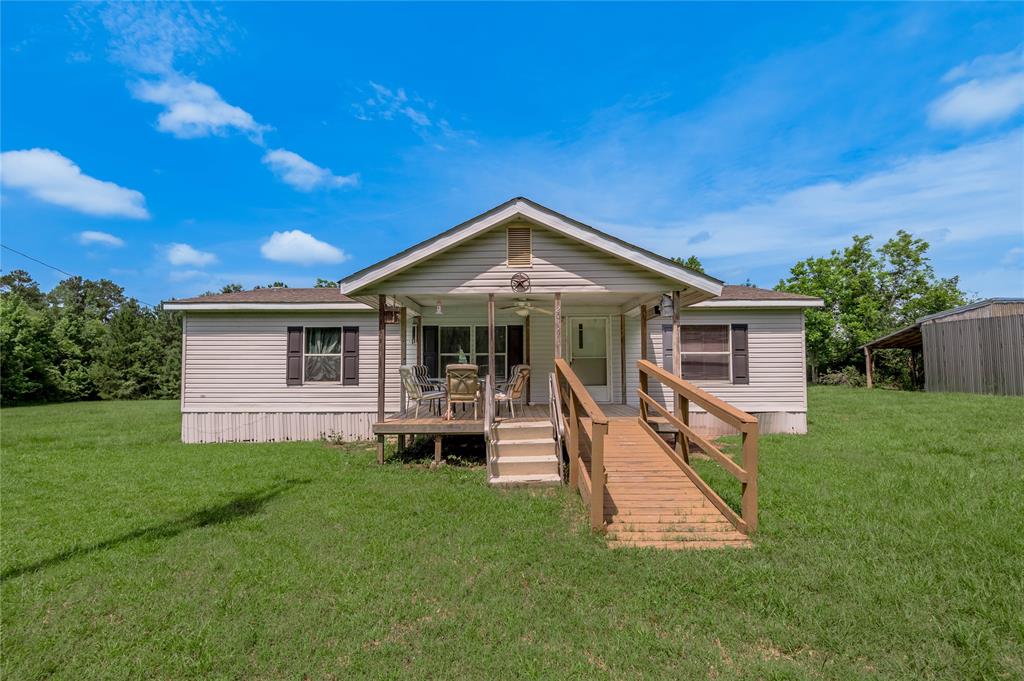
[{"xmin": 2, "ymin": 388, "xmax": 1022, "ymax": 680}]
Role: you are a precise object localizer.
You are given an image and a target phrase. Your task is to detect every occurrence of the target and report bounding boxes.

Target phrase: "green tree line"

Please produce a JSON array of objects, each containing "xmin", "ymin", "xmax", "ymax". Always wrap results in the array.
[
  {"xmin": 0, "ymin": 230, "xmax": 967, "ymax": 405},
  {"xmin": 0, "ymin": 271, "xmax": 183, "ymax": 405}
]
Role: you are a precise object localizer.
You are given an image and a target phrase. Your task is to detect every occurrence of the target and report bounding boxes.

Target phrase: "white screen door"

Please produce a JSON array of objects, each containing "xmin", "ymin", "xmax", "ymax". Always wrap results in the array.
[{"xmin": 567, "ymin": 317, "xmax": 610, "ymax": 402}]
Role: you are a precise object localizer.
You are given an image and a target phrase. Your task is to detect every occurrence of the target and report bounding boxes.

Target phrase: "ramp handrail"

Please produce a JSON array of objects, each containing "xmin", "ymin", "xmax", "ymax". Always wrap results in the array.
[
  {"xmin": 554, "ymin": 358, "xmax": 608, "ymax": 532},
  {"xmin": 636, "ymin": 359, "xmax": 759, "ymax": 533}
]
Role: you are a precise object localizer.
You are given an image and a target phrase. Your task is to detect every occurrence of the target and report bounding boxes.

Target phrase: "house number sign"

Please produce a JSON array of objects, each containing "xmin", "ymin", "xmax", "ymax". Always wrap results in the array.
[{"xmin": 510, "ymin": 272, "xmax": 531, "ymax": 293}]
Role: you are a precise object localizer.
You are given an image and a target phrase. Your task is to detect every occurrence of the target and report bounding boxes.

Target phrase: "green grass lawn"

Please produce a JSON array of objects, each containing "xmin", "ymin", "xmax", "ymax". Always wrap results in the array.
[{"xmin": 2, "ymin": 388, "xmax": 1022, "ymax": 680}]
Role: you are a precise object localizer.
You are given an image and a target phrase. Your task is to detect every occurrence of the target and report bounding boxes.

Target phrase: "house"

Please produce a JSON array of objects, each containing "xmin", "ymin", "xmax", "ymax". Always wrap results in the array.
[
  {"xmin": 861, "ymin": 298, "xmax": 1024, "ymax": 395},
  {"xmin": 165, "ymin": 197, "xmax": 821, "ymax": 444},
  {"xmin": 164, "ymin": 198, "xmax": 822, "ymax": 545}
]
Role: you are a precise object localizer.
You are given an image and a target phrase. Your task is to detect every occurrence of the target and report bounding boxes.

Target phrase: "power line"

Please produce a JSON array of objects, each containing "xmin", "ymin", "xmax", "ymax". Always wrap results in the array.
[{"xmin": 1, "ymin": 243, "xmax": 159, "ymax": 308}]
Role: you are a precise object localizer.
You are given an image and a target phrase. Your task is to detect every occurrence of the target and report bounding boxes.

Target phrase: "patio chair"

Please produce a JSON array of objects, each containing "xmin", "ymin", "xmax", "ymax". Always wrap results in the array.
[
  {"xmin": 495, "ymin": 365, "xmax": 530, "ymax": 418},
  {"xmin": 445, "ymin": 364, "xmax": 480, "ymax": 420},
  {"xmin": 400, "ymin": 366, "xmax": 446, "ymax": 418}
]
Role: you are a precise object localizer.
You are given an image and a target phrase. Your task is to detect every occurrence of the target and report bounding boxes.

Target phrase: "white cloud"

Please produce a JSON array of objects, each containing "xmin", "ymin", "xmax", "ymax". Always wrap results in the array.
[
  {"xmin": 355, "ymin": 82, "xmax": 433, "ymax": 127},
  {"xmin": 131, "ymin": 76, "xmax": 270, "ymax": 142},
  {"xmin": 261, "ymin": 149, "xmax": 359, "ymax": 191},
  {"xmin": 167, "ymin": 243, "xmax": 217, "ymax": 267},
  {"xmin": 929, "ymin": 47, "xmax": 1024, "ymax": 129},
  {"xmin": 91, "ymin": 2, "xmax": 232, "ymax": 76},
  {"xmin": 611, "ymin": 131, "xmax": 1023, "ymax": 264},
  {"xmin": 0, "ymin": 148, "xmax": 149, "ymax": 219},
  {"xmin": 260, "ymin": 230, "xmax": 348, "ymax": 265},
  {"xmin": 78, "ymin": 230, "xmax": 125, "ymax": 247}
]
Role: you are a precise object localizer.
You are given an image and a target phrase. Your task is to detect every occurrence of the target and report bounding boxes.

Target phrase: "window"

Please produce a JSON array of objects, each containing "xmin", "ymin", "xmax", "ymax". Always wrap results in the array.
[
  {"xmin": 681, "ymin": 325, "xmax": 730, "ymax": 381},
  {"xmin": 475, "ymin": 325, "xmax": 507, "ymax": 382},
  {"xmin": 506, "ymin": 225, "xmax": 532, "ymax": 267},
  {"xmin": 305, "ymin": 328, "xmax": 342, "ymax": 382},
  {"xmin": 435, "ymin": 326, "xmax": 508, "ymax": 380}
]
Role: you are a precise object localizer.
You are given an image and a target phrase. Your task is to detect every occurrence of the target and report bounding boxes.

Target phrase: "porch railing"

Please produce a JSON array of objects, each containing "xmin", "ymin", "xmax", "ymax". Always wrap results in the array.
[
  {"xmin": 636, "ymin": 359, "xmax": 759, "ymax": 533},
  {"xmin": 554, "ymin": 358, "xmax": 608, "ymax": 532},
  {"xmin": 547, "ymin": 372, "xmax": 565, "ymax": 481}
]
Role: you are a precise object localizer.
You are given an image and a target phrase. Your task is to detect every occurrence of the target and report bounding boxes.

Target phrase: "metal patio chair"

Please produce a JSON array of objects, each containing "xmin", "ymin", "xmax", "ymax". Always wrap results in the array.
[
  {"xmin": 400, "ymin": 366, "xmax": 446, "ymax": 418},
  {"xmin": 445, "ymin": 364, "xmax": 480, "ymax": 420},
  {"xmin": 495, "ymin": 365, "xmax": 530, "ymax": 418}
]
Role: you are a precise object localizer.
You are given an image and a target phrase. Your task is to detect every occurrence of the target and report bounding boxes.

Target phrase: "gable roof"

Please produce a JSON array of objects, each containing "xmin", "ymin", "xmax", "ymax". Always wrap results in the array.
[
  {"xmin": 861, "ymin": 298, "xmax": 1024, "ymax": 350},
  {"xmin": 338, "ymin": 197, "xmax": 724, "ymax": 296},
  {"xmin": 162, "ymin": 287, "xmax": 368, "ymax": 311},
  {"xmin": 692, "ymin": 285, "xmax": 824, "ymax": 308}
]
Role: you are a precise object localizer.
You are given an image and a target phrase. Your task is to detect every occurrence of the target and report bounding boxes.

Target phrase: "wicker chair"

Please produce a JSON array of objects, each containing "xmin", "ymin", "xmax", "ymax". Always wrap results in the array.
[
  {"xmin": 495, "ymin": 365, "xmax": 530, "ymax": 418},
  {"xmin": 445, "ymin": 364, "xmax": 480, "ymax": 420},
  {"xmin": 399, "ymin": 366, "xmax": 446, "ymax": 418}
]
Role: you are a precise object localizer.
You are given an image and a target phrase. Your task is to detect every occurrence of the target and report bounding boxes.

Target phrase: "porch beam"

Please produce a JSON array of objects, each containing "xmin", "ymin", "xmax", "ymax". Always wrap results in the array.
[
  {"xmin": 393, "ymin": 295, "xmax": 422, "ymax": 316},
  {"xmin": 377, "ymin": 294, "xmax": 386, "ymax": 464}
]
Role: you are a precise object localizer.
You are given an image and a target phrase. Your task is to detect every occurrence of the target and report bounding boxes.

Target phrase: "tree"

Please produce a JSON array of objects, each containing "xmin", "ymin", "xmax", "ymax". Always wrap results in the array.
[
  {"xmin": 0, "ymin": 269, "xmax": 46, "ymax": 308},
  {"xmin": 671, "ymin": 256, "xmax": 705, "ymax": 273},
  {"xmin": 777, "ymin": 230, "xmax": 967, "ymax": 388},
  {"xmin": 0, "ymin": 292, "xmax": 57, "ymax": 404},
  {"xmin": 254, "ymin": 281, "xmax": 288, "ymax": 289},
  {"xmin": 315, "ymin": 278, "xmax": 338, "ymax": 288}
]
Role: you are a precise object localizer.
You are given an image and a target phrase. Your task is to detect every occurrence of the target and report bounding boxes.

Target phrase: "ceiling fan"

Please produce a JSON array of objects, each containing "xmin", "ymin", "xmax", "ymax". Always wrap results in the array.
[{"xmin": 500, "ymin": 299, "xmax": 553, "ymax": 317}]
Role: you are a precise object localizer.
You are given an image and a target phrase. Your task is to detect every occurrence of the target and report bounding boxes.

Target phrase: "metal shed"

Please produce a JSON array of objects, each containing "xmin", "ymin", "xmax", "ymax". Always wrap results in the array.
[{"xmin": 862, "ymin": 299, "xmax": 1024, "ymax": 396}]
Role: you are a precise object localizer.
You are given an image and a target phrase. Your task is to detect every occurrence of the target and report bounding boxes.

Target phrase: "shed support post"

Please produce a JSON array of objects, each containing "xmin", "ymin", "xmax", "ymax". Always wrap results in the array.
[
  {"xmin": 377, "ymin": 294, "xmax": 386, "ymax": 464},
  {"xmin": 865, "ymin": 346, "xmax": 874, "ymax": 389},
  {"xmin": 434, "ymin": 436, "xmax": 442, "ymax": 466}
]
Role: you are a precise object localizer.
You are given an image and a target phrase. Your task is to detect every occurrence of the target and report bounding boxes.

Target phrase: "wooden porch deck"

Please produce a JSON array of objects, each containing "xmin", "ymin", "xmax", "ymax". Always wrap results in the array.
[{"xmin": 373, "ymin": 403, "xmax": 641, "ymax": 435}]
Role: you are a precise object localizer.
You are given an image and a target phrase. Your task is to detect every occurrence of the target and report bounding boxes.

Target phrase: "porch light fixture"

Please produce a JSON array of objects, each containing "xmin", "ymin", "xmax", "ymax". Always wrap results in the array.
[
  {"xmin": 436, "ymin": 299, "xmax": 443, "ymax": 315},
  {"xmin": 514, "ymin": 306, "xmax": 530, "ymax": 318}
]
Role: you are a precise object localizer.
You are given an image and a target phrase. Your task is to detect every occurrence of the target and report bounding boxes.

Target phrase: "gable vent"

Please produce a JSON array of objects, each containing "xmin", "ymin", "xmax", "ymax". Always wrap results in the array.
[{"xmin": 506, "ymin": 226, "xmax": 532, "ymax": 267}]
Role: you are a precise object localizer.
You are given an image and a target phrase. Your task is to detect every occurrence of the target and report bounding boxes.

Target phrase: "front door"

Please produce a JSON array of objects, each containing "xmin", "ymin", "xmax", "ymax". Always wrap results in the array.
[{"xmin": 567, "ymin": 317, "xmax": 610, "ymax": 402}]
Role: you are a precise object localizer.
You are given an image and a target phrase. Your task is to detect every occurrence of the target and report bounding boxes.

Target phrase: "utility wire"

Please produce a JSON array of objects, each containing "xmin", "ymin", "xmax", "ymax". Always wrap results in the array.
[{"xmin": 1, "ymin": 243, "xmax": 159, "ymax": 308}]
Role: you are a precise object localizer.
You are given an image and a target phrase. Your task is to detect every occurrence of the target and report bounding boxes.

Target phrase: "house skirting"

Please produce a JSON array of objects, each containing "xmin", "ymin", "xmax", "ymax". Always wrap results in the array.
[
  {"xmin": 182, "ymin": 412, "xmax": 382, "ymax": 444},
  {"xmin": 686, "ymin": 411, "xmax": 807, "ymax": 436}
]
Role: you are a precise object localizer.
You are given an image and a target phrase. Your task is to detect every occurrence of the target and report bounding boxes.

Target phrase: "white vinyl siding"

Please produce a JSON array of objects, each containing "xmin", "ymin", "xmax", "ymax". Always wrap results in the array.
[
  {"xmin": 379, "ymin": 220, "xmax": 679, "ymax": 294},
  {"xmin": 625, "ymin": 308, "xmax": 809, "ymax": 414},
  {"xmin": 182, "ymin": 312, "xmax": 411, "ymax": 413}
]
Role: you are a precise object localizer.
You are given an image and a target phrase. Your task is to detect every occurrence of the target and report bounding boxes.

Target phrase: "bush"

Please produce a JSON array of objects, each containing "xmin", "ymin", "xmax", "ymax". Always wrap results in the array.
[{"xmin": 818, "ymin": 366, "xmax": 866, "ymax": 387}]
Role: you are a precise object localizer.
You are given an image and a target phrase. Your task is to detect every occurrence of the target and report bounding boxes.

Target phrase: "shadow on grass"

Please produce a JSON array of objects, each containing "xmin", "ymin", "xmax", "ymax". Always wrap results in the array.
[
  {"xmin": 387, "ymin": 435, "xmax": 486, "ymax": 467},
  {"xmin": 1, "ymin": 478, "xmax": 310, "ymax": 581}
]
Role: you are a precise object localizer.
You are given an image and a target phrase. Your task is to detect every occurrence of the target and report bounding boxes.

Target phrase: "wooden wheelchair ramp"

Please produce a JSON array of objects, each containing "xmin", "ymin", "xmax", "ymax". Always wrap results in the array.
[
  {"xmin": 554, "ymin": 358, "xmax": 759, "ymax": 551},
  {"xmin": 598, "ymin": 419, "xmax": 751, "ymax": 550}
]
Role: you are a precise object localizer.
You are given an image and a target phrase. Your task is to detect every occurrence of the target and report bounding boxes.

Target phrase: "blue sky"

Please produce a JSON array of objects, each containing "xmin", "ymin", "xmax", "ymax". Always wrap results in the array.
[{"xmin": 2, "ymin": 2, "xmax": 1022, "ymax": 304}]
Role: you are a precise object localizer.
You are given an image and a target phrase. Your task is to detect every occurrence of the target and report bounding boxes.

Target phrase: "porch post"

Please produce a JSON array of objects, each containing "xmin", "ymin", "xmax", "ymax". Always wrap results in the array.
[
  {"xmin": 415, "ymin": 315, "xmax": 423, "ymax": 365},
  {"xmin": 619, "ymin": 313, "xmax": 626, "ymax": 404},
  {"xmin": 639, "ymin": 304, "xmax": 649, "ymax": 401},
  {"xmin": 672, "ymin": 290, "xmax": 690, "ymax": 463},
  {"xmin": 524, "ymin": 315, "xmax": 531, "ymax": 404},
  {"xmin": 488, "ymin": 294, "xmax": 496, "ymax": 416},
  {"xmin": 377, "ymin": 294, "xmax": 387, "ymax": 464},
  {"xmin": 398, "ymin": 305, "xmax": 407, "ymax": 452},
  {"xmin": 553, "ymin": 293, "xmax": 562, "ymax": 359}
]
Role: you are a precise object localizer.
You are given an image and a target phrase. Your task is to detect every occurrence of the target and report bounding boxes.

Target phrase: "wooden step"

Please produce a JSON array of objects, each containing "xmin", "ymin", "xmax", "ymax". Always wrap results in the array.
[
  {"xmin": 494, "ymin": 420, "xmax": 553, "ymax": 441},
  {"xmin": 608, "ymin": 539, "xmax": 752, "ymax": 550},
  {"xmin": 607, "ymin": 529, "xmax": 745, "ymax": 542},
  {"xmin": 492, "ymin": 454, "xmax": 559, "ymax": 477},
  {"xmin": 494, "ymin": 438, "xmax": 556, "ymax": 457},
  {"xmin": 489, "ymin": 473, "xmax": 561, "ymax": 487}
]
